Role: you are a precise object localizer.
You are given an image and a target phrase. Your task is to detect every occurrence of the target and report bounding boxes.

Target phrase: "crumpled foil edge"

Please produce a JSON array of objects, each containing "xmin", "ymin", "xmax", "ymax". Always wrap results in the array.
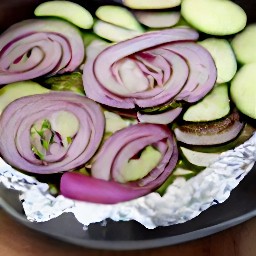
[{"xmin": 0, "ymin": 133, "xmax": 256, "ymax": 229}]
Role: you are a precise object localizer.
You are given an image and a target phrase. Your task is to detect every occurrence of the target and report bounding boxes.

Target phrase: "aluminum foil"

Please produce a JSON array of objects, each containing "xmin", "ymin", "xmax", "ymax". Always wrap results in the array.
[{"xmin": 0, "ymin": 133, "xmax": 256, "ymax": 229}]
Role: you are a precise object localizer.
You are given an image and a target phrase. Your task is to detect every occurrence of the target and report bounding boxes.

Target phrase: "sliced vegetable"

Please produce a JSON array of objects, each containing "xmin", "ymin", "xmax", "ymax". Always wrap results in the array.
[
  {"xmin": 0, "ymin": 19, "xmax": 84, "ymax": 85},
  {"xmin": 119, "ymin": 145, "xmax": 162, "ymax": 183},
  {"xmin": 61, "ymin": 124, "xmax": 178, "ymax": 204},
  {"xmin": 93, "ymin": 20, "xmax": 142, "ymax": 42},
  {"xmin": 140, "ymin": 101, "xmax": 182, "ymax": 114},
  {"xmin": 34, "ymin": 1, "xmax": 93, "ymax": 29},
  {"xmin": 43, "ymin": 72, "xmax": 85, "ymax": 95},
  {"xmin": 96, "ymin": 5, "xmax": 143, "ymax": 31},
  {"xmin": 174, "ymin": 109, "xmax": 244, "ymax": 145},
  {"xmin": 188, "ymin": 124, "xmax": 255, "ymax": 153},
  {"xmin": 180, "ymin": 147, "xmax": 220, "ymax": 167},
  {"xmin": 183, "ymin": 83, "xmax": 230, "ymax": 122},
  {"xmin": 92, "ymin": 124, "xmax": 178, "ymax": 189},
  {"xmin": 0, "ymin": 81, "xmax": 49, "ymax": 114},
  {"xmin": 134, "ymin": 11, "xmax": 180, "ymax": 28},
  {"xmin": 231, "ymin": 63, "xmax": 256, "ymax": 119},
  {"xmin": 0, "ymin": 92, "xmax": 105, "ymax": 174},
  {"xmin": 123, "ymin": 0, "xmax": 181, "ymax": 10},
  {"xmin": 163, "ymin": 42, "xmax": 217, "ymax": 103},
  {"xmin": 181, "ymin": 0, "xmax": 247, "ymax": 35},
  {"xmin": 60, "ymin": 172, "xmax": 150, "ymax": 204},
  {"xmin": 83, "ymin": 28, "xmax": 216, "ymax": 109},
  {"xmin": 104, "ymin": 110, "xmax": 136, "ymax": 134},
  {"xmin": 199, "ymin": 38, "xmax": 237, "ymax": 83},
  {"xmin": 231, "ymin": 24, "xmax": 256, "ymax": 64},
  {"xmin": 137, "ymin": 107, "xmax": 182, "ymax": 124}
]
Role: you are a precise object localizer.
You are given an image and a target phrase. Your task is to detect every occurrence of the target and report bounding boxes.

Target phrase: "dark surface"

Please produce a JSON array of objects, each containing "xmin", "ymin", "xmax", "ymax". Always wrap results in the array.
[
  {"xmin": 1, "ymin": 162, "xmax": 256, "ymax": 250},
  {"xmin": 0, "ymin": 0, "xmax": 256, "ymax": 251}
]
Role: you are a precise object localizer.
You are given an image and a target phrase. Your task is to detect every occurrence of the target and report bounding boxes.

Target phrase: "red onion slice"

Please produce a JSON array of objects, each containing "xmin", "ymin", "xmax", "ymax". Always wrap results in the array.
[
  {"xmin": 83, "ymin": 28, "xmax": 199, "ymax": 108},
  {"xmin": 0, "ymin": 19, "xmax": 84, "ymax": 85},
  {"xmin": 83, "ymin": 28, "xmax": 216, "ymax": 110},
  {"xmin": 60, "ymin": 124, "xmax": 178, "ymax": 204},
  {"xmin": 92, "ymin": 123, "xmax": 178, "ymax": 188},
  {"xmin": 0, "ymin": 92, "xmax": 105, "ymax": 174},
  {"xmin": 60, "ymin": 172, "xmax": 150, "ymax": 204},
  {"xmin": 163, "ymin": 43, "xmax": 217, "ymax": 102}
]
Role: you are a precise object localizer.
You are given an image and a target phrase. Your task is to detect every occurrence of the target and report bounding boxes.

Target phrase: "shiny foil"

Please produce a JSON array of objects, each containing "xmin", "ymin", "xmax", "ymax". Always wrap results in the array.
[{"xmin": 0, "ymin": 133, "xmax": 256, "ymax": 229}]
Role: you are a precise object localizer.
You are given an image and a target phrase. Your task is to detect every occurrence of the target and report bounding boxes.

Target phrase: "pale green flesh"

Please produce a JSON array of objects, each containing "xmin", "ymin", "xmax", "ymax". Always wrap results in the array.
[
  {"xmin": 93, "ymin": 20, "xmax": 142, "ymax": 42},
  {"xmin": 31, "ymin": 111, "xmax": 79, "ymax": 159},
  {"xmin": 199, "ymin": 38, "xmax": 237, "ymax": 83},
  {"xmin": 134, "ymin": 11, "xmax": 180, "ymax": 28},
  {"xmin": 181, "ymin": 0, "xmax": 247, "ymax": 35},
  {"xmin": 183, "ymin": 83, "xmax": 230, "ymax": 122},
  {"xmin": 123, "ymin": 0, "xmax": 181, "ymax": 9},
  {"xmin": 83, "ymin": 33, "xmax": 102, "ymax": 48},
  {"xmin": 0, "ymin": 81, "xmax": 49, "ymax": 114},
  {"xmin": 104, "ymin": 111, "xmax": 137, "ymax": 134},
  {"xmin": 231, "ymin": 63, "xmax": 256, "ymax": 119},
  {"xmin": 116, "ymin": 146, "xmax": 162, "ymax": 183},
  {"xmin": 96, "ymin": 5, "xmax": 143, "ymax": 32},
  {"xmin": 30, "ymin": 120, "xmax": 55, "ymax": 160},
  {"xmin": 232, "ymin": 24, "xmax": 256, "ymax": 64},
  {"xmin": 180, "ymin": 147, "xmax": 220, "ymax": 167},
  {"xmin": 44, "ymin": 72, "xmax": 84, "ymax": 95},
  {"xmin": 156, "ymin": 160, "xmax": 200, "ymax": 195},
  {"xmin": 34, "ymin": 1, "xmax": 93, "ymax": 29},
  {"xmin": 49, "ymin": 111, "xmax": 79, "ymax": 148}
]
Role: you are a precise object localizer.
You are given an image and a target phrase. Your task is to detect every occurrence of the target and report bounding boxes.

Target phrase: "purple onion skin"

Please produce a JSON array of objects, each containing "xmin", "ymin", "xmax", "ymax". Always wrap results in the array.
[
  {"xmin": 60, "ymin": 124, "xmax": 179, "ymax": 204},
  {"xmin": 0, "ymin": 19, "xmax": 84, "ymax": 85},
  {"xmin": 0, "ymin": 92, "xmax": 105, "ymax": 174},
  {"xmin": 60, "ymin": 172, "xmax": 150, "ymax": 204},
  {"xmin": 83, "ymin": 28, "xmax": 216, "ymax": 110},
  {"xmin": 91, "ymin": 123, "xmax": 178, "ymax": 185}
]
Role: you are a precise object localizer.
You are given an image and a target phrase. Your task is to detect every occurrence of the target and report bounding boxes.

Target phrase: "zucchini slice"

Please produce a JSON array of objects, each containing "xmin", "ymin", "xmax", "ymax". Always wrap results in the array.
[
  {"xmin": 0, "ymin": 81, "xmax": 49, "ymax": 114},
  {"xmin": 34, "ymin": 1, "xmax": 93, "ymax": 29},
  {"xmin": 199, "ymin": 38, "xmax": 237, "ymax": 83},
  {"xmin": 96, "ymin": 5, "xmax": 143, "ymax": 32},
  {"xmin": 123, "ymin": 0, "xmax": 181, "ymax": 10},
  {"xmin": 181, "ymin": 0, "xmax": 247, "ymax": 35},
  {"xmin": 231, "ymin": 63, "xmax": 256, "ymax": 119},
  {"xmin": 180, "ymin": 146, "xmax": 220, "ymax": 167},
  {"xmin": 93, "ymin": 20, "xmax": 142, "ymax": 42},
  {"xmin": 231, "ymin": 24, "xmax": 256, "ymax": 64},
  {"xmin": 183, "ymin": 84, "xmax": 230, "ymax": 122}
]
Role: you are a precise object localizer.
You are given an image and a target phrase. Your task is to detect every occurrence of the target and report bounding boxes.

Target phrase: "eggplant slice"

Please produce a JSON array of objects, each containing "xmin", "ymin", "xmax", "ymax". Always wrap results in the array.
[{"xmin": 174, "ymin": 109, "xmax": 244, "ymax": 145}]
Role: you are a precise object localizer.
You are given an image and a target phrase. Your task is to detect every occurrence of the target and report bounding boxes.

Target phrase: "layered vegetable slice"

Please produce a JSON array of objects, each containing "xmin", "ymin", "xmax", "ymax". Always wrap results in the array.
[
  {"xmin": 181, "ymin": 0, "xmax": 247, "ymax": 36},
  {"xmin": 61, "ymin": 124, "xmax": 178, "ymax": 204},
  {"xmin": 231, "ymin": 24, "xmax": 256, "ymax": 64},
  {"xmin": 174, "ymin": 109, "xmax": 244, "ymax": 145},
  {"xmin": 0, "ymin": 19, "xmax": 84, "ymax": 85},
  {"xmin": 231, "ymin": 63, "xmax": 256, "ymax": 119},
  {"xmin": 34, "ymin": 1, "xmax": 94, "ymax": 29},
  {"xmin": 83, "ymin": 28, "xmax": 216, "ymax": 110},
  {"xmin": 0, "ymin": 92, "xmax": 105, "ymax": 174}
]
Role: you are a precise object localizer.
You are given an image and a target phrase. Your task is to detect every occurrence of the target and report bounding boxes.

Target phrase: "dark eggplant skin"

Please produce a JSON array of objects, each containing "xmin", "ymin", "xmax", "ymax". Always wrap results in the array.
[{"xmin": 174, "ymin": 109, "xmax": 245, "ymax": 146}]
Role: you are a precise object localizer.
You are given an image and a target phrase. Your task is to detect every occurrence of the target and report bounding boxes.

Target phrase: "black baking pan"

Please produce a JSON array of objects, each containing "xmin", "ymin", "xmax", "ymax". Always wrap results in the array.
[{"xmin": 0, "ymin": 0, "xmax": 256, "ymax": 251}]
